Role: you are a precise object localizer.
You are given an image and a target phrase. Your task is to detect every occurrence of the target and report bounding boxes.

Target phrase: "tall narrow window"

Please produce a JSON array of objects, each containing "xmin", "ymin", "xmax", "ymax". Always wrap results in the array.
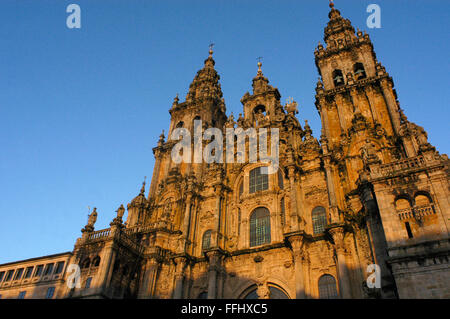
[
  {"xmin": 92, "ymin": 256, "xmax": 101, "ymax": 267},
  {"xmin": 18, "ymin": 291, "xmax": 26, "ymax": 299},
  {"xmin": 54, "ymin": 262, "xmax": 64, "ymax": 274},
  {"xmin": 44, "ymin": 263, "xmax": 54, "ymax": 276},
  {"xmin": 46, "ymin": 287, "xmax": 55, "ymax": 299},
  {"xmin": 85, "ymin": 277, "xmax": 92, "ymax": 289},
  {"xmin": 280, "ymin": 198, "xmax": 286, "ymax": 227},
  {"xmin": 250, "ymin": 207, "xmax": 271, "ymax": 247},
  {"xmin": 353, "ymin": 63, "xmax": 367, "ymax": 80},
  {"xmin": 34, "ymin": 265, "xmax": 43, "ymax": 277},
  {"xmin": 202, "ymin": 230, "xmax": 212, "ymax": 250},
  {"xmin": 5, "ymin": 270, "xmax": 14, "ymax": 281},
  {"xmin": 24, "ymin": 267, "xmax": 34, "ymax": 279},
  {"xmin": 278, "ymin": 169, "xmax": 284, "ymax": 189},
  {"xmin": 312, "ymin": 206, "xmax": 327, "ymax": 234},
  {"xmin": 0, "ymin": 271, "xmax": 4, "ymax": 283},
  {"xmin": 332, "ymin": 69, "xmax": 344, "ymax": 87},
  {"xmin": 14, "ymin": 268, "xmax": 24, "ymax": 281},
  {"xmin": 249, "ymin": 167, "xmax": 269, "ymax": 193},
  {"xmin": 239, "ymin": 181, "xmax": 244, "ymax": 198},
  {"xmin": 405, "ymin": 222, "xmax": 413, "ymax": 238},
  {"xmin": 318, "ymin": 274, "xmax": 338, "ymax": 299}
]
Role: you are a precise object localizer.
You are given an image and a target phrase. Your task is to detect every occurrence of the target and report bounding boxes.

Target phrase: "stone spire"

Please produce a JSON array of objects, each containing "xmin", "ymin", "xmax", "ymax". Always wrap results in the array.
[
  {"xmin": 186, "ymin": 45, "xmax": 224, "ymax": 102},
  {"xmin": 323, "ymin": 0, "xmax": 357, "ymax": 47},
  {"xmin": 252, "ymin": 59, "xmax": 272, "ymax": 95}
]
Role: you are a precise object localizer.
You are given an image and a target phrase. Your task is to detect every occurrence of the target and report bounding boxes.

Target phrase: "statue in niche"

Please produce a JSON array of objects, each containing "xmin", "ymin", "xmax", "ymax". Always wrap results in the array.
[{"xmin": 360, "ymin": 139, "xmax": 379, "ymax": 165}]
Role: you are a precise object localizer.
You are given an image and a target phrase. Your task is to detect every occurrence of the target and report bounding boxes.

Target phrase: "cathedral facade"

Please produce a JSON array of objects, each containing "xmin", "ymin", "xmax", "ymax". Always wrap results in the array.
[{"xmin": 0, "ymin": 3, "xmax": 449, "ymax": 299}]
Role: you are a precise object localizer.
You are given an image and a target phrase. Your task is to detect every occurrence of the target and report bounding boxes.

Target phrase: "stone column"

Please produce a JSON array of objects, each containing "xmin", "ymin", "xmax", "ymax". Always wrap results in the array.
[
  {"xmin": 172, "ymin": 257, "xmax": 186, "ymax": 299},
  {"xmin": 329, "ymin": 226, "xmax": 351, "ymax": 299},
  {"xmin": 212, "ymin": 187, "xmax": 223, "ymax": 247},
  {"xmin": 149, "ymin": 149, "xmax": 163, "ymax": 197},
  {"xmin": 182, "ymin": 194, "xmax": 192, "ymax": 248},
  {"xmin": 288, "ymin": 234, "xmax": 306, "ymax": 299},
  {"xmin": 138, "ymin": 258, "xmax": 160, "ymax": 299},
  {"xmin": 206, "ymin": 251, "xmax": 221, "ymax": 299},
  {"xmin": 323, "ymin": 156, "xmax": 340, "ymax": 223},
  {"xmin": 380, "ymin": 78, "xmax": 401, "ymax": 135},
  {"xmin": 287, "ymin": 166, "xmax": 299, "ymax": 231}
]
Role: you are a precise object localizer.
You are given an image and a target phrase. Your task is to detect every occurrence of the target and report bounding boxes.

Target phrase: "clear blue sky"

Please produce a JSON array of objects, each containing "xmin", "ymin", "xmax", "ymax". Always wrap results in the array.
[{"xmin": 0, "ymin": 0, "xmax": 449, "ymax": 264}]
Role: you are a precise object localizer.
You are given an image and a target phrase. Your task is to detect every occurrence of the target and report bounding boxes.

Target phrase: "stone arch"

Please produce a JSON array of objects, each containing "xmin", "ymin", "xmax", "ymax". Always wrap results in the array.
[{"xmin": 414, "ymin": 191, "xmax": 432, "ymax": 207}]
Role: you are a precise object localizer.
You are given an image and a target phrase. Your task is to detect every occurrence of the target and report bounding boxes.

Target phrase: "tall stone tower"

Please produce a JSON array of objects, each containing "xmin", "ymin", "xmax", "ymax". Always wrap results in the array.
[{"xmin": 314, "ymin": 2, "xmax": 450, "ymax": 298}]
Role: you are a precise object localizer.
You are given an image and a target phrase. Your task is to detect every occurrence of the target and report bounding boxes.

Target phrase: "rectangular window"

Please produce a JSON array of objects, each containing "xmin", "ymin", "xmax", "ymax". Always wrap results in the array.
[
  {"xmin": 249, "ymin": 167, "xmax": 269, "ymax": 193},
  {"xmin": 405, "ymin": 222, "xmax": 414, "ymax": 238},
  {"xmin": 18, "ymin": 291, "xmax": 26, "ymax": 299},
  {"xmin": 0, "ymin": 271, "xmax": 5, "ymax": 282},
  {"xmin": 250, "ymin": 215, "xmax": 271, "ymax": 247},
  {"xmin": 5, "ymin": 270, "xmax": 14, "ymax": 281},
  {"xmin": 34, "ymin": 265, "xmax": 43, "ymax": 277},
  {"xmin": 24, "ymin": 267, "xmax": 34, "ymax": 279},
  {"xmin": 14, "ymin": 268, "xmax": 24, "ymax": 281},
  {"xmin": 44, "ymin": 263, "xmax": 54, "ymax": 276},
  {"xmin": 54, "ymin": 262, "xmax": 65, "ymax": 274},
  {"xmin": 85, "ymin": 277, "xmax": 92, "ymax": 289},
  {"xmin": 46, "ymin": 287, "xmax": 55, "ymax": 299}
]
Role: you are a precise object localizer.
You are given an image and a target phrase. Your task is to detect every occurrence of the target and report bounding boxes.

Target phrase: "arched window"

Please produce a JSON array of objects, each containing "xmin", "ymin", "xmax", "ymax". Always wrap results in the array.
[
  {"xmin": 415, "ymin": 193, "xmax": 431, "ymax": 207},
  {"xmin": 244, "ymin": 285, "xmax": 289, "ymax": 299},
  {"xmin": 278, "ymin": 169, "xmax": 284, "ymax": 189},
  {"xmin": 92, "ymin": 256, "xmax": 101, "ymax": 267},
  {"xmin": 318, "ymin": 274, "xmax": 338, "ymax": 299},
  {"xmin": 239, "ymin": 181, "xmax": 244, "ymax": 198},
  {"xmin": 176, "ymin": 121, "xmax": 184, "ymax": 128},
  {"xmin": 81, "ymin": 258, "xmax": 90, "ymax": 269},
  {"xmin": 395, "ymin": 197, "xmax": 411, "ymax": 211},
  {"xmin": 312, "ymin": 206, "xmax": 327, "ymax": 234},
  {"xmin": 353, "ymin": 62, "xmax": 367, "ymax": 80},
  {"xmin": 202, "ymin": 230, "xmax": 212, "ymax": 250},
  {"xmin": 249, "ymin": 167, "xmax": 269, "ymax": 193},
  {"xmin": 250, "ymin": 207, "xmax": 271, "ymax": 247},
  {"xmin": 332, "ymin": 69, "xmax": 344, "ymax": 87}
]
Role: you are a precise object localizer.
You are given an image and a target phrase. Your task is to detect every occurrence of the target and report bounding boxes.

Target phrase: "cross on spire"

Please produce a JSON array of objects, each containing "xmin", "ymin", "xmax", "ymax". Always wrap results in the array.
[{"xmin": 209, "ymin": 43, "xmax": 215, "ymax": 56}]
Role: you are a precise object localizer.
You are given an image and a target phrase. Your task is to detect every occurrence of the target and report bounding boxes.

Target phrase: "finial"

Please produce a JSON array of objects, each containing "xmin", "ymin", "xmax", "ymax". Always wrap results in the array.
[
  {"xmin": 209, "ymin": 43, "xmax": 215, "ymax": 57},
  {"xmin": 256, "ymin": 56, "xmax": 263, "ymax": 75},
  {"xmin": 329, "ymin": 0, "xmax": 334, "ymax": 8},
  {"xmin": 140, "ymin": 176, "xmax": 146, "ymax": 194}
]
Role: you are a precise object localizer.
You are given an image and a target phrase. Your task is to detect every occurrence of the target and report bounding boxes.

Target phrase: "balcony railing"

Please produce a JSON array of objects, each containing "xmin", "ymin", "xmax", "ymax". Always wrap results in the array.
[
  {"xmin": 87, "ymin": 228, "xmax": 111, "ymax": 241},
  {"xmin": 371, "ymin": 156, "xmax": 426, "ymax": 179},
  {"xmin": 397, "ymin": 204, "xmax": 435, "ymax": 221}
]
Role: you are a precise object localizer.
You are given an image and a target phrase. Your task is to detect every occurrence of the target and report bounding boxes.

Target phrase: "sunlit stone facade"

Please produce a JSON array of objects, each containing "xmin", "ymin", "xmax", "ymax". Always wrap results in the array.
[{"xmin": 1, "ymin": 3, "xmax": 448, "ymax": 299}]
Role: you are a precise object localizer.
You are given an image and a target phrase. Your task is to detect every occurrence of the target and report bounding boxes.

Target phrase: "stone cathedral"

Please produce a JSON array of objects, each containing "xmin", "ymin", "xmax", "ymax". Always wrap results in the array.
[{"xmin": 0, "ymin": 3, "xmax": 449, "ymax": 299}]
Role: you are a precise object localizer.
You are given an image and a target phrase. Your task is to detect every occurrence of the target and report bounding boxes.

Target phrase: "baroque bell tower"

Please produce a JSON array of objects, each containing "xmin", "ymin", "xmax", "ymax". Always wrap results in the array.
[{"xmin": 314, "ymin": 2, "xmax": 450, "ymax": 299}]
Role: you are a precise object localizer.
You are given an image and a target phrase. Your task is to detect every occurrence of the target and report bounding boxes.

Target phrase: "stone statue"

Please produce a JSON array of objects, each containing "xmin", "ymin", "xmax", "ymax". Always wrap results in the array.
[
  {"xmin": 256, "ymin": 282, "xmax": 271, "ymax": 299},
  {"xmin": 87, "ymin": 207, "xmax": 98, "ymax": 228},
  {"xmin": 116, "ymin": 204, "xmax": 125, "ymax": 219},
  {"xmin": 237, "ymin": 113, "xmax": 245, "ymax": 127},
  {"xmin": 361, "ymin": 139, "xmax": 378, "ymax": 164}
]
